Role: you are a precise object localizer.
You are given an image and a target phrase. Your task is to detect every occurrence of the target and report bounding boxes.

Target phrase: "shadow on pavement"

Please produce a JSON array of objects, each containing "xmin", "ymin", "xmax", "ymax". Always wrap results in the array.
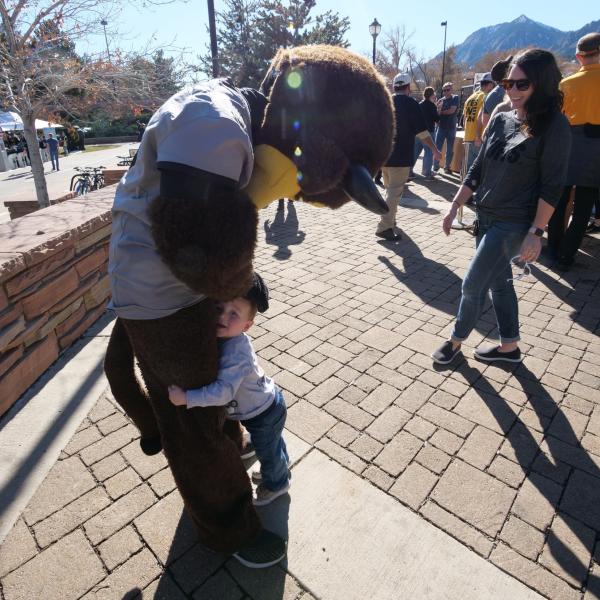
[
  {"xmin": 0, "ymin": 343, "xmax": 105, "ymax": 539},
  {"xmin": 400, "ymin": 190, "xmax": 441, "ymax": 215},
  {"xmin": 263, "ymin": 201, "xmax": 305, "ymax": 261},
  {"xmin": 457, "ymin": 360, "xmax": 600, "ymax": 594},
  {"xmin": 5, "ymin": 171, "xmax": 33, "ymax": 180},
  {"xmin": 409, "ymin": 172, "xmax": 461, "ymax": 196},
  {"xmin": 128, "ymin": 456, "xmax": 290, "ymax": 598},
  {"xmin": 378, "ymin": 234, "xmax": 494, "ymax": 337},
  {"xmin": 531, "ymin": 263, "xmax": 599, "ymax": 335}
]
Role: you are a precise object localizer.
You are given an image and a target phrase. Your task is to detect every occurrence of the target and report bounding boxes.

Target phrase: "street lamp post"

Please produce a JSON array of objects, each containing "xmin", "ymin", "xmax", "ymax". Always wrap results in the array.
[
  {"xmin": 100, "ymin": 19, "xmax": 111, "ymax": 63},
  {"xmin": 207, "ymin": 0, "xmax": 220, "ymax": 78},
  {"xmin": 100, "ymin": 19, "xmax": 116, "ymax": 94},
  {"xmin": 440, "ymin": 21, "xmax": 448, "ymax": 93},
  {"xmin": 369, "ymin": 18, "xmax": 381, "ymax": 66}
]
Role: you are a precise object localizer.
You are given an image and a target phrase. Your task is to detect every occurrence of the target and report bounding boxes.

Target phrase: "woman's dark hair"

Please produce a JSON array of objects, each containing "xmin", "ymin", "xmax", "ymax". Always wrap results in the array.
[
  {"xmin": 423, "ymin": 86, "xmax": 435, "ymax": 100},
  {"xmin": 512, "ymin": 48, "xmax": 563, "ymax": 136}
]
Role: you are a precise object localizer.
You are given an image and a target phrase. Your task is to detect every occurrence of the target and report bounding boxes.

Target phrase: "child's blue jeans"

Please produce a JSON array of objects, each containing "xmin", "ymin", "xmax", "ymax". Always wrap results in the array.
[{"xmin": 241, "ymin": 388, "xmax": 289, "ymax": 491}]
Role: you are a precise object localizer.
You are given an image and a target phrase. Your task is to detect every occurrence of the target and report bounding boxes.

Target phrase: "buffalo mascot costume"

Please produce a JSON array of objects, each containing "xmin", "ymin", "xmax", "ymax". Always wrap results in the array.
[{"xmin": 104, "ymin": 45, "xmax": 393, "ymax": 567}]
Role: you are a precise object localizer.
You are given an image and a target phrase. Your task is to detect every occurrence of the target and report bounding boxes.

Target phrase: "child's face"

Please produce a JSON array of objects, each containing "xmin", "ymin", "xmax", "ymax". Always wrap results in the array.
[{"xmin": 216, "ymin": 298, "xmax": 254, "ymax": 338}]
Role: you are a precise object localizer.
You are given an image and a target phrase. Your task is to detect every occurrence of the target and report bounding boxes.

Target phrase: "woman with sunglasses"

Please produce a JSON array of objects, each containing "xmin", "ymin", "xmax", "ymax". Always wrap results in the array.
[{"xmin": 432, "ymin": 49, "xmax": 571, "ymax": 365}]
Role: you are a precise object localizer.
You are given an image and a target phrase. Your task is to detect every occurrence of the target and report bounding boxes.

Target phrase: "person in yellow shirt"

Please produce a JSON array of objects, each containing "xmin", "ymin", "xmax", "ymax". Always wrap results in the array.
[
  {"xmin": 547, "ymin": 32, "xmax": 600, "ymax": 269},
  {"xmin": 461, "ymin": 73, "xmax": 495, "ymax": 180}
]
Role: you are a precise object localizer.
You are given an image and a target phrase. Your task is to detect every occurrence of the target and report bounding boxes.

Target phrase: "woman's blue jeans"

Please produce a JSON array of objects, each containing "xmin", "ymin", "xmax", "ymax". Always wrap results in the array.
[{"xmin": 451, "ymin": 213, "xmax": 529, "ymax": 344}]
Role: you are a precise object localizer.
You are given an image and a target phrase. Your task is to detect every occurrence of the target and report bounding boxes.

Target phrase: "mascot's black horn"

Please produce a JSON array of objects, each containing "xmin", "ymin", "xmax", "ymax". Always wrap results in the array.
[{"xmin": 343, "ymin": 164, "xmax": 389, "ymax": 215}]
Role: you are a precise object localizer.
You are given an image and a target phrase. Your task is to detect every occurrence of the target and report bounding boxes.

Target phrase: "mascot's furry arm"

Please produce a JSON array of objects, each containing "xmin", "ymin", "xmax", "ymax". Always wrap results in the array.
[{"xmin": 149, "ymin": 169, "xmax": 258, "ymax": 300}]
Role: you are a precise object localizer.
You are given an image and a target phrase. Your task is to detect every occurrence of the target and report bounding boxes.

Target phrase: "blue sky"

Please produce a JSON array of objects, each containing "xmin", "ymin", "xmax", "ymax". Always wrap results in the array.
[{"xmin": 81, "ymin": 0, "xmax": 597, "ymax": 65}]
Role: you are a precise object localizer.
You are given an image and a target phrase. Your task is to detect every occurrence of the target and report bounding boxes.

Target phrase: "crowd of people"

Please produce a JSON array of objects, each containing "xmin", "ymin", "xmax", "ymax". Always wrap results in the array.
[
  {"xmin": 1, "ymin": 127, "xmax": 86, "ymax": 170},
  {"xmin": 376, "ymin": 33, "xmax": 599, "ymax": 366}
]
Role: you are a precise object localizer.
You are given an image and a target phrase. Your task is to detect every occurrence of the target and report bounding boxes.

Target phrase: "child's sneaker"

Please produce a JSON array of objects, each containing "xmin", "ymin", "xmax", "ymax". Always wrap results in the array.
[
  {"xmin": 251, "ymin": 468, "xmax": 292, "ymax": 485},
  {"xmin": 253, "ymin": 481, "xmax": 291, "ymax": 506},
  {"xmin": 240, "ymin": 430, "xmax": 256, "ymax": 459},
  {"xmin": 251, "ymin": 468, "xmax": 263, "ymax": 484}
]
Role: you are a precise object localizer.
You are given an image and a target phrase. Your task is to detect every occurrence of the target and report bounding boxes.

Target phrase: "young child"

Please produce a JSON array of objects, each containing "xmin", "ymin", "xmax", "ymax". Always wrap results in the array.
[{"xmin": 168, "ymin": 274, "xmax": 290, "ymax": 506}]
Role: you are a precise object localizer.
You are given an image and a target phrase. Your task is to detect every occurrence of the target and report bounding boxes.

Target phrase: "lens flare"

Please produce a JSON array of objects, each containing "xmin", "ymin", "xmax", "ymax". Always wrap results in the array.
[
  {"xmin": 296, "ymin": 171, "xmax": 303, "ymax": 182},
  {"xmin": 287, "ymin": 71, "xmax": 302, "ymax": 89},
  {"xmin": 294, "ymin": 146, "xmax": 302, "ymax": 157},
  {"xmin": 293, "ymin": 120, "xmax": 301, "ymax": 131}
]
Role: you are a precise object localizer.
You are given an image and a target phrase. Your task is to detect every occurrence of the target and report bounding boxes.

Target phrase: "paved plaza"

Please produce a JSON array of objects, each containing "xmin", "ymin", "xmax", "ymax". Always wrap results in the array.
[
  {"xmin": 0, "ymin": 172, "xmax": 599, "ymax": 599},
  {"xmin": 0, "ymin": 143, "xmax": 134, "ymax": 223}
]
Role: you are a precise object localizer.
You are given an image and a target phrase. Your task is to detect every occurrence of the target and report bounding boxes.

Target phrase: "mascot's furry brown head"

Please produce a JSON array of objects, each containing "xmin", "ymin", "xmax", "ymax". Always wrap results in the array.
[
  {"xmin": 146, "ymin": 45, "xmax": 394, "ymax": 300},
  {"xmin": 259, "ymin": 45, "xmax": 394, "ymax": 209}
]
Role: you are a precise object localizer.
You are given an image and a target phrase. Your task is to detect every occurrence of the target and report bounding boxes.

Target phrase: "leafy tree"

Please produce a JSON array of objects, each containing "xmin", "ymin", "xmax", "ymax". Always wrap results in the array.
[{"xmin": 0, "ymin": 0, "xmax": 181, "ymax": 209}]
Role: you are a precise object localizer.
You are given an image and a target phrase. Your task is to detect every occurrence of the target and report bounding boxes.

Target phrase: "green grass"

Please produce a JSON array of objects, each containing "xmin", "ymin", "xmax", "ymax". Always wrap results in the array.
[{"xmin": 82, "ymin": 144, "xmax": 122, "ymax": 153}]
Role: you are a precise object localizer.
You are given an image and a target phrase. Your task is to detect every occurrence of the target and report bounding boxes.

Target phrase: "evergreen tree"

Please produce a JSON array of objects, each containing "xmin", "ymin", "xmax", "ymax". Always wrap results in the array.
[{"xmin": 199, "ymin": 0, "xmax": 350, "ymax": 88}]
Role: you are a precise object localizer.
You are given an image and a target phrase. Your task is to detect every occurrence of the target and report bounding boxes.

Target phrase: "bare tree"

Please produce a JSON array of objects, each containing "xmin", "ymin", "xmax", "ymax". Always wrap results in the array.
[
  {"xmin": 0, "ymin": 0, "xmax": 178, "ymax": 209},
  {"xmin": 376, "ymin": 25, "xmax": 413, "ymax": 81}
]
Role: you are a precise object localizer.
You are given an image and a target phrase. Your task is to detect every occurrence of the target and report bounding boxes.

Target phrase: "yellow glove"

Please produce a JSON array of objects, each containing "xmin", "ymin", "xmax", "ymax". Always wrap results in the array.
[{"xmin": 244, "ymin": 144, "xmax": 301, "ymax": 209}]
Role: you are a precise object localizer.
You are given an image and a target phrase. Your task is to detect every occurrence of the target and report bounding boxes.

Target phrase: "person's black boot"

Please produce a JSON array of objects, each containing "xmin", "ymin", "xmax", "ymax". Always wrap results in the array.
[
  {"xmin": 140, "ymin": 435, "xmax": 162, "ymax": 456},
  {"xmin": 233, "ymin": 528, "xmax": 287, "ymax": 568}
]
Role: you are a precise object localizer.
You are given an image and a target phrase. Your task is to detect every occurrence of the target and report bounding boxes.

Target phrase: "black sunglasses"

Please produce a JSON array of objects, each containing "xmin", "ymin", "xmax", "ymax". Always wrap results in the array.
[{"xmin": 502, "ymin": 78, "xmax": 531, "ymax": 91}]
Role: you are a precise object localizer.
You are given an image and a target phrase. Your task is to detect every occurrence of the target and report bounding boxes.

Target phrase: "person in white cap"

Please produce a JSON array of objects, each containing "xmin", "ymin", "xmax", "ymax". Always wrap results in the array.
[{"xmin": 376, "ymin": 73, "xmax": 441, "ymax": 240}]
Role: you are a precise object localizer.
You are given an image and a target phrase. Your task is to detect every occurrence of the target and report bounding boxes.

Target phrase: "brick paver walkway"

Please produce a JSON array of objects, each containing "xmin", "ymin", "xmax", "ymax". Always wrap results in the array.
[{"xmin": 1, "ymin": 173, "xmax": 599, "ymax": 599}]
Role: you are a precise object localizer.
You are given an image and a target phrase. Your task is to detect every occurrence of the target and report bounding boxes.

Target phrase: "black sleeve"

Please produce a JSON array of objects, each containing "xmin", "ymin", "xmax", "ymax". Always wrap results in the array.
[
  {"xmin": 411, "ymin": 99, "xmax": 428, "ymax": 135},
  {"xmin": 537, "ymin": 114, "xmax": 572, "ymax": 207}
]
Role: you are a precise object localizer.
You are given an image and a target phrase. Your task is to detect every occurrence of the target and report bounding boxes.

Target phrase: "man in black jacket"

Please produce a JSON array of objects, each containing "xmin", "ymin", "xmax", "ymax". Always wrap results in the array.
[{"xmin": 376, "ymin": 73, "xmax": 441, "ymax": 240}]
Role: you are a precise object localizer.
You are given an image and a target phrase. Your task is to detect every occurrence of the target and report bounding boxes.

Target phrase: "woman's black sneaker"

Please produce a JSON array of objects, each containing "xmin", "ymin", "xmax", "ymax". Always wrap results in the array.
[
  {"xmin": 233, "ymin": 528, "xmax": 287, "ymax": 568},
  {"xmin": 431, "ymin": 341, "xmax": 461, "ymax": 365},
  {"xmin": 474, "ymin": 346, "xmax": 522, "ymax": 363}
]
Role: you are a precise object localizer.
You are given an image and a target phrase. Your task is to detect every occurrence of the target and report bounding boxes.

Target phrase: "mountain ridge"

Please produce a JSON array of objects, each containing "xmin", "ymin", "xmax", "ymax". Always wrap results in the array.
[{"xmin": 452, "ymin": 15, "xmax": 600, "ymax": 66}]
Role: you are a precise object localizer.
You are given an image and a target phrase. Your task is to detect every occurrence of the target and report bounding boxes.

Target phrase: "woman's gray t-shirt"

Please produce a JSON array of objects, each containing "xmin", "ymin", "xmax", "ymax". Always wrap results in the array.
[{"xmin": 464, "ymin": 110, "xmax": 571, "ymax": 223}]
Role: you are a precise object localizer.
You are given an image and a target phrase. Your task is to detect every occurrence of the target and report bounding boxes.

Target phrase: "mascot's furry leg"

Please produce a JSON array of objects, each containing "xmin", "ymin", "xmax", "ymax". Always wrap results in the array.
[
  {"xmin": 104, "ymin": 318, "xmax": 160, "ymax": 446},
  {"xmin": 116, "ymin": 301, "xmax": 261, "ymax": 552},
  {"xmin": 105, "ymin": 318, "xmax": 244, "ymax": 454}
]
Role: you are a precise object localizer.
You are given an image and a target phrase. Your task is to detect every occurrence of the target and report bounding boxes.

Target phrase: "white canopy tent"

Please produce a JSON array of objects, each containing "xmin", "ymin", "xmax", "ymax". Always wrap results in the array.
[{"xmin": 0, "ymin": 111, "xmax": 63, "ymax": 132}]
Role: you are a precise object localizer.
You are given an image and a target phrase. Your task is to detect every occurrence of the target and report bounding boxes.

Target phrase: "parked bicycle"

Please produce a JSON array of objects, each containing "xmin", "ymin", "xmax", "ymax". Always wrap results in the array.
[{"xmin": 70, "ymin": 166, "xmax": 105, "ymax": 196}]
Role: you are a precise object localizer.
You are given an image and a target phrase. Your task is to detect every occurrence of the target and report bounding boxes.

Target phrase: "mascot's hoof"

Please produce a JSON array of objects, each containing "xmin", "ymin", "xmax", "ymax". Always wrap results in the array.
[
  {"xmin": 233, "ymin": 528, "xmax": 287, "ymax": 568},
  {"xmin": 140, "ymin": 435, "xmax": 163, "ymax": 456}
]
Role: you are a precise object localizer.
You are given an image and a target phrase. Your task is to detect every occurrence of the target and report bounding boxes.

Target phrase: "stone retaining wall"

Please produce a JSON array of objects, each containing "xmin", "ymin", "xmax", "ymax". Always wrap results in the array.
[
  {"xmin": 4, "ymin": 192, "xmax": 77, "ymax": 221},
  {"xmin": 0, "ymin": 186, "xmax": 115, "ymax": 417}
]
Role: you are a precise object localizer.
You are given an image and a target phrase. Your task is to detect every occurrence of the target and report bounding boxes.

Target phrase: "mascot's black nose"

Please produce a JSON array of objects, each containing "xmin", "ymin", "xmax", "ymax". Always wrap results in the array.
[{"xmin": 342, "ymin": 164, "xmax": 389, "ymax": 215}]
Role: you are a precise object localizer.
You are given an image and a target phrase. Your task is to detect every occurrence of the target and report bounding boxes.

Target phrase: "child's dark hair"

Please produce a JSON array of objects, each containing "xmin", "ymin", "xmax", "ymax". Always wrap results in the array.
[{"xmin": 244, "ymin": 272, "xmax": 269, "ymax": 317}]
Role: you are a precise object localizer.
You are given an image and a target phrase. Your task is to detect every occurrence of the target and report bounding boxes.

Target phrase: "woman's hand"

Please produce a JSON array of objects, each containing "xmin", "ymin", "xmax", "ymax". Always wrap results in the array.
[
  {"xmin": 519, "ymin": 233, "xmax": 542, "ymax": 263},
  {"xmin": 442, "ymin": 204, "xmax": 458, "ymax": 236},
  {"xmin": 168, "ymin": 385, "xmax": 187, "ymax": 407}
]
